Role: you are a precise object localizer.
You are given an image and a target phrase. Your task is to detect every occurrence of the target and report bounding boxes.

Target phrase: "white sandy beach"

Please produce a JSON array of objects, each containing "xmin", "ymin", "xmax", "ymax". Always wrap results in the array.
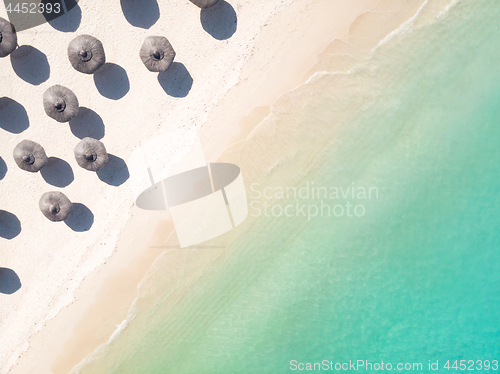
[{"xmin": 0, "ymin": 0, "xmax": 452, "ymax": 373}]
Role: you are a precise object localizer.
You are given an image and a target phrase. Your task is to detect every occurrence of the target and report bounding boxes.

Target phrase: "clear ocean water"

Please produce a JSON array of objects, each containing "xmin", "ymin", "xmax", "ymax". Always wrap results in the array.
[{"xmin": 79, "ymin": 1, "xmax": 500, "ymax": 373}]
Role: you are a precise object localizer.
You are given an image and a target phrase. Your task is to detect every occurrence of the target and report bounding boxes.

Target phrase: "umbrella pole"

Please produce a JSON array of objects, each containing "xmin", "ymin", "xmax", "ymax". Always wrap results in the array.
[
  {"xmin": 147, "ymin": 167, "xmax": 169, "ymax": 212},
  {"xmin": 147, "ymin": 168, "xmax": 156, "ymax": 188},
  {"xmin": 160, "ymin": 179, "xmax": 169, "ymax": 213}
]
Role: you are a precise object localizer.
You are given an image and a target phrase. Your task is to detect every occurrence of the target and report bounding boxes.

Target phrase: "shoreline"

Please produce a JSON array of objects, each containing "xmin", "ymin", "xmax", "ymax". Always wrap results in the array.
[{"xmin": 0, "ymin": 0, "xmax": 451, "ymax": 373}]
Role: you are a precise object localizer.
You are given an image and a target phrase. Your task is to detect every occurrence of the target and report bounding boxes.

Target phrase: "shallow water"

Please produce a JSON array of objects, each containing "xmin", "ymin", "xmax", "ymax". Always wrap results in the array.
[{"xmin": 78, "ymin": 1, "xmax": 500, "ymax": 373}]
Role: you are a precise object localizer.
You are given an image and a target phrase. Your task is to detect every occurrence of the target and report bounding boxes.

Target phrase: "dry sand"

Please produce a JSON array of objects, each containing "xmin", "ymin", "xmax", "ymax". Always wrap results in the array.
[{"xmin": 0, "ymin": 0, "xmax": 444, "ymax": 373}]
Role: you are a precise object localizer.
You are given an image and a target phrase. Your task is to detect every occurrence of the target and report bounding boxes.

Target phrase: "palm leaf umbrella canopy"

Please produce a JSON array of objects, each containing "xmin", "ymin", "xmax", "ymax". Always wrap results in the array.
[
  {"xmin": 43, "ymin": 85, "xmax": 80, "ymax": 123},
  {"xmin": 74, "ymin": 137, "xmax": 109, "ymax": 171},
  {"xmin": 68, "ymin": 35, "xmax": 106, "ymax": 74},
  {"xmin": 39, "ymin": 192, "xmax": 72, "ymax": 222},
  {"xmin": 189, "ymin": 0, "xmax": 220, "ymax": 8},
  {"xmin": 0, "ymin": 17, "xmax": 17, "ymax": 58},
  {"xmin": 140, "ymin": 36, "xmax": 176, "ymax": 72},
  {"xmin": 13, "ymin": 140, "xmax": 48, "ymax": 172}
]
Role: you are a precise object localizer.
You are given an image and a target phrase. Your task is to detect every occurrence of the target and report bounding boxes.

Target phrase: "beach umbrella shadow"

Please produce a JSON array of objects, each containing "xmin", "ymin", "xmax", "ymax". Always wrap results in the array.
[
  {"xmin": 0, "ymin": 268, "xmax": 21, "ymax": 294},
  {"xmin": 200, "ymin": 1, "xmax": 237, "ymax": 40},
  {"xmin": 0, "ymin": 97, "xmax": 29, "ymax": 134},
  {"xmin": 65, "ymin": 203, "xmax": 94, "ymax": 232},
  {"xmin": 44, "ymin": 1, "xmax": 82, "ymax": 32},
  {"xmin": 94, "ymin": 63, "xmax": 130, "ymax": 100},
  {"xmin": 69, "ymin": 107, "xmax": 105, "ymax": 140},
  {"xmin": 158, "ymin": 62, "xmax": 193, "ymax": 98},
  {"xmin": 0, "ymin": 210, "xmax": 21, "ymax": 240},
  {"xmin": 120, "ymin": 0, "xmax": 159, "ymax": 29},
  {"xmin": 10, "ymin": 45, "xmax": 50, "ymax": 85},
  {"xmin": 0, "ymin": 157, "xmax": 7, "ymax": 180},
  {"xmin": 40, "ymin": 157, "xmax": 74, "ymax": 188},
  {"xmin": 97, "ymin": 154, "xmax": 130, "ymax": 186}
]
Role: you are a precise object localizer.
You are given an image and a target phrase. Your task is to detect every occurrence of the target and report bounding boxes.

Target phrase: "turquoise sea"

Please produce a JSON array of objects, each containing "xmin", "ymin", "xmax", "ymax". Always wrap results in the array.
[{"xmin": 79, "ymin": 1, "xmax": 500, "ymax": 373}]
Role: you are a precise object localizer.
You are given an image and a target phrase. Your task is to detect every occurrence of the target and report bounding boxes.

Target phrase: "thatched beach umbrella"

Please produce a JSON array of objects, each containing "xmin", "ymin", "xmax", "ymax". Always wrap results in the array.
[
  {"xmin": 68, "ymin": 35, "xmax": 106, "ymax": 74},
  {"xmin": 140, "ymin": 36, "xmax": 176, "ymax": 72},
  {"xmin": 74, "ymin": 137, "xmax": 109, "ymax": 171},
  {"xmin": 43, "ymin": 85, "xmax": 79, "ymax": 123},
  {"xmin": 0, "ymin": 17, "xmax": 17, "ymax": 58},
  {"xmin": 189, "ymin": 0, "xmax": 220, "ymax": 8},
  {"xmin": 39, "ymin": 192, "xmax": 72, "ymax": 222},
  {"xmin": 13, "ymin": 140, "xmax": 48, "ymax": 172}
]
